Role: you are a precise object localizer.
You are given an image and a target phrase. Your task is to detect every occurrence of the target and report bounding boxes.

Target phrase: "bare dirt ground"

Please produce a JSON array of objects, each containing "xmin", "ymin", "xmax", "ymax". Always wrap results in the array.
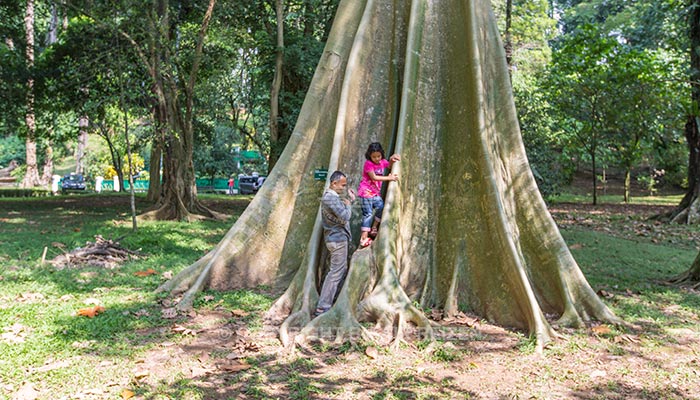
[{"xmin": 128, "ymin": 298, "xmax": 700, "ymax": 399}]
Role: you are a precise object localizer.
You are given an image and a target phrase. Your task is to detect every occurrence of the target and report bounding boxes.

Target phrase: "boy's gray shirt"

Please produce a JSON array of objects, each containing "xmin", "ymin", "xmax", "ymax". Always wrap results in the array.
[{"xmin": 321, "ymin": 188, "xmax": 352, "ymax": 242}]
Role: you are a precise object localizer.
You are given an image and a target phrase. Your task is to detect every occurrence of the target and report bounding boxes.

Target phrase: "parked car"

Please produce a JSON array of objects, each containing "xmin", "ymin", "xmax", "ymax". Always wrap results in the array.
[
  {"xmin": 61, "ymin": 173, "xmax": 86, "ymax": 193},
  {"xmin": 238, "ymin": 174, "xmax": 266, "ymax": 195}
]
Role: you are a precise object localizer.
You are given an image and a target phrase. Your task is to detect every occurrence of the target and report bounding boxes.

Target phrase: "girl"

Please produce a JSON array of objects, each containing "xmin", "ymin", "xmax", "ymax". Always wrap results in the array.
[{"xmin": 357, "ymin": 142, "xmax": 401, "ymax": 247}]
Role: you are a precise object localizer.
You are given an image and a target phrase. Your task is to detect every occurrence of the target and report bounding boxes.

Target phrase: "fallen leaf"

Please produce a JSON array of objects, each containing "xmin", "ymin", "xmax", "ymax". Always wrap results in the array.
[
  {"xmin": 84, "ymin": 297, "xmax": 101, "ymax": 305},
  {"xmin": 16, "ymin": 292, "xmax": 45, "ymax": 303},
  {"xmin": 13, "ymin": 382, "xmax": 38, "ymax": 400},
  {"xmin": 453, "ymin": 312, "xmax": 479, "ymax": 326},
  {"xmin": 121, "ymin": 389, "xmax": 135, "ymax": 399},
  {"xmin": 591, "ymin": 325, "xmax": 612, "ymax": 335},
  {"xmin": 590, "ymin": 370, "xmax": 607, "ymax": 379},
  {"xmin": 133, "ymin": 370, "xmax": 149, "ymax": 380},
  {"xmin": 190, "ymin": 366, "xmax": 212, "ymax": 377},
  {"xmin": 1, "ymin": 323, "xmax": 28, "ymax": 344},
  {"xmin": 134, "ymin": 268, "xmax": 157, "ymax": 277},
  {"xmin": 172, "ymin": 325, "xmax": 196, "ymax": 336},
  {"xmin": 201, "ymin": 295, "xmax": 215, "ymax": 302},
  {"xmin": 218, "ymin": 361, "xmax": 252, "ymax": 372},
  {"xmin": 162, "ymin": 270, "xmax": 173, "ymax": 280},
  {"xmin": 365, "ymin": 346, "xmax": 379, "ymax": 359},
  {"xmin": 77, "ymin": 305, "xmax": 106, "ymax": 318},
  {"xmin": 569, "ymin": 243, "xmax": 583, "ymax": 250},
  {"xmin": 133, "ymin": 309, "xmax": 150, "ymax": 317},
  {"xmin": 161, "ymin": 308, "xmax": 178, "ymax": 319},
  {"xmin": 231, "ymin": 309, "xmax": 249, "ymax": 317},
  {"xmin": 615, "ymin": 334, "xmax": 640, "ymax": 344},
  {"xmin": 33, "ymin": 359, "xmax": 71, "ymax": 373}
]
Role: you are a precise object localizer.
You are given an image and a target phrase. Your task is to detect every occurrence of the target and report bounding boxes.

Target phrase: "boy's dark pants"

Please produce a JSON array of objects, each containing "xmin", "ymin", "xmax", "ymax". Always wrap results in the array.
[{"xmin": 317, "ymin": 240, "xmax": 349, "ymax": 311}]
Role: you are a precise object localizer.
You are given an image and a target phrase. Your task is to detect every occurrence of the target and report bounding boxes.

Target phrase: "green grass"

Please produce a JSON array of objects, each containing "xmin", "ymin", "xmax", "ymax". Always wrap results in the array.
[
  {"xmin": 549, "ymin": 192, "xmax": 684, "ymax": 206},
  {"xmin": 1, "ymin": 194, "xmax": 699, "ymax": 399},
  {"xmin": 562, "ymin": 227, "xmax": 700, "ymax": 336},
  {"xmin": 0, "ymin": 194, "xmax": 266, "ymax": 399}
]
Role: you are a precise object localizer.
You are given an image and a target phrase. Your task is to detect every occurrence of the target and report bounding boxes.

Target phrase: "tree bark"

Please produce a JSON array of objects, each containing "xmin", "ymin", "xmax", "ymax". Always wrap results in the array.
[
  {"xmin": 624, "ymin": 168, "xmax": 630, "ymax": 203},
  {"xmin": 505, "ymin": 0, "xmax": 513, "ymax": 71},
  {"xmin": 159, "ymin": 0, "xmax": 620, "ymax": 350},
  {"xmin": 146, "ymin": 140, "xmax": 162, "ymax": 202},
  {"xmin": 21, "ymin": 0, "xmax": 41, "ymax": 188},
  {"xmin": 76, "ymin": 117, "xmax": 89, "ymax": 175}
]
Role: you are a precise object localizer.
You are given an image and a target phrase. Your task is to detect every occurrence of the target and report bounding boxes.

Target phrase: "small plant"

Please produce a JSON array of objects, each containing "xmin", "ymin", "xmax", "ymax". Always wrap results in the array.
[
  {"xmin": 431, "ymin": 342, "xmax": 462, "ymax": 362},
  {"xmin": 516, "ymin": 333, "xmax": 537, "ymax": 354}
]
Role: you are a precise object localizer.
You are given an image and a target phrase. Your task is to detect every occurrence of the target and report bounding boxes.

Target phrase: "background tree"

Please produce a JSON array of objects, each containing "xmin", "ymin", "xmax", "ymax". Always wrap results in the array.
[
  {"xmin": 21, "ymin": 0, "xmax": 41, "ymax": 188},
  {"xmin": 547, "ymin": 25, "xmax": 616, "ymax": 204},
  {"xmin": 159, "ymin": 0, "xmax": 619, "ymax": 350}
]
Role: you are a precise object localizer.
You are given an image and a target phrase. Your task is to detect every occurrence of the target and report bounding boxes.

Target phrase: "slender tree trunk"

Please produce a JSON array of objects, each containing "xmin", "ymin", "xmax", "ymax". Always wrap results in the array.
[
  {"xmin": 41, "ymin": 140, "xmax": 54, "ymax": 185},
  {"xmin": 40, "ymin": 6, "xmax": 60, "ymax": 186},
  {"xmin": 505, "ymin": 0, "xmax": 513, "ymax": 72},
  {"xmin": 624, "ymin": 168, "xmax": 630, "ymax": 203},
  {"xmin": 21, "ymin": 0, "xmax": 41, "ymax": 188},
  {"xmin": 268, "ymin": 0, "xmax": 285, "ymax": 173},
  {"xmin": 591, "ymin": 150, "xmax": 597, "ymax": 205},
  {"xmin": 160, "ymin": 0, "xmax": 619, "ymax": 350},
  {"xmin": 76, "ymin": 117, "xmax": 89, "ymax": 174}
]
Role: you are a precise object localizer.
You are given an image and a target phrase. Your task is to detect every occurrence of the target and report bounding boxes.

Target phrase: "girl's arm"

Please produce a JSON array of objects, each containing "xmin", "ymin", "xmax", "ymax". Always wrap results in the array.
[{"xmin": 367, "ymin": 170, "xmax": 398, "ymax": 182}]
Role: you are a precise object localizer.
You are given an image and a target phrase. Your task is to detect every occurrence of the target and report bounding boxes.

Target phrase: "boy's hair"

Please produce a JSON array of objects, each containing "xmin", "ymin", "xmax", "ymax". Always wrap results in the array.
[
  {"xmin": 329, "ymin": 170, "xmax": 346, "ymax": 183},
  {"xmin": 365, "ymin": 142, "xmax": 385, "ymax": 160}
]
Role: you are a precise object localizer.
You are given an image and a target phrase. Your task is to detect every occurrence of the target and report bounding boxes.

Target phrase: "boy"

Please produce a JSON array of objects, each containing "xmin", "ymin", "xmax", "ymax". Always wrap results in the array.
[{"xmin": 315, "ymin": 170, "xmax": 356, "ymax": 316}]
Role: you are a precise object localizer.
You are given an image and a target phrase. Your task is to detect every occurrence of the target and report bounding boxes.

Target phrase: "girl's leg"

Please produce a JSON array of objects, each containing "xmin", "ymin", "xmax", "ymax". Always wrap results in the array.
[
  {"xmin": 369, "ymin": 197, "xmax": 384, "ymax": 237},
  {"xmin": 360, "ymin": 197, "xmax": 374, "ymax": 245}
]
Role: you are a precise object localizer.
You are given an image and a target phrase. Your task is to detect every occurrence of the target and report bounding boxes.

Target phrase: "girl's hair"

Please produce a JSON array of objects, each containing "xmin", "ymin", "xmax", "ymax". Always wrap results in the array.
[{"xmin": 364, "ymin": 142, "xmax": 385, "ymax": 160}]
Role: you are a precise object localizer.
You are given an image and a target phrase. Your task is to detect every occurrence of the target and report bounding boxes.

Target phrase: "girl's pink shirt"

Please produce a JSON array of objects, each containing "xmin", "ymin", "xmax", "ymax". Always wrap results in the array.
[{"xmin": 358, "ymin": 159, "xmax": 390, "ymax": 198}]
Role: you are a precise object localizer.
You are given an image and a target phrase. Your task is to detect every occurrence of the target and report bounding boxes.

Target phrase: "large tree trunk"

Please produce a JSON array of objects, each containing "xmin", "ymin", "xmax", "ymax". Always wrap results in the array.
[
  {"xmin": 21, "ymin": 0, "xmax": 41, "ymax": 188},
  {"xmin": 669, "ymin": 0, "xmax": 700, "ymax": 224},
  {"xmin": 159, "ymin": 0, "xmax": 619, "ymax": 349}
]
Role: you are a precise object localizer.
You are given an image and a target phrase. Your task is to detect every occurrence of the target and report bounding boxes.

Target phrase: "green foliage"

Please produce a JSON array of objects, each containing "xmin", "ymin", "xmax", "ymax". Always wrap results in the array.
[{"xmin": 0, "ymin": 135, "xmax": 25, "ymax": 165}]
